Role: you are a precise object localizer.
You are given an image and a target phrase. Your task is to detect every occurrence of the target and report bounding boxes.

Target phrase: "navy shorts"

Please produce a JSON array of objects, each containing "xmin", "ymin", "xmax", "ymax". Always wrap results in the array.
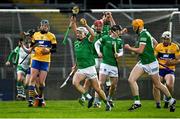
[
  {"xmin": 31, "ymin": 60, "xmax": 50, "ymax": 71},
  {"xmin": 159, "ymin": 68, "xmax": 174, "ymax": 78}
]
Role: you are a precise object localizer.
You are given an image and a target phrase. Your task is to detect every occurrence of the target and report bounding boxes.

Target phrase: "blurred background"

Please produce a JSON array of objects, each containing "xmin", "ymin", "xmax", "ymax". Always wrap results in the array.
[{"xmin": 0, "ymin": 0, "xmax": 180, "ymax": 100}]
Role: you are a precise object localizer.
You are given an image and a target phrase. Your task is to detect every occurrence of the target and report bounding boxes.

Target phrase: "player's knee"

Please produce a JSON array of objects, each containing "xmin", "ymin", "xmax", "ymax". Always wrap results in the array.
[
  {"xmin": 72, "ymin": 79, "xmax": 79, "ymax": 87},
  {"xmin": 98, "ymin": 81, "xmax": 104, "ymax": 87},
  {"xmin": 128, "ymin": 78, "xmax": 135, "ymax": 84}
]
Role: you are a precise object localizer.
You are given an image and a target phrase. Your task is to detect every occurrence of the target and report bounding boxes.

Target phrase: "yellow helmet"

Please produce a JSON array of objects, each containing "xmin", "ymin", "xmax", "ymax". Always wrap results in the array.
[{"xmin": 132, "ymin": 19, "xmax": 144, "ymax": 30}]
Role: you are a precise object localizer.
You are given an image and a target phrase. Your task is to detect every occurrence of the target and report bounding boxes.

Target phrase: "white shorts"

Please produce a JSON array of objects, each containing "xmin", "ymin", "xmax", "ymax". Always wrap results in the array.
[
  {"xmin": 137, "ymin": 60, "xmax": 159, "ymax": 75},
  {"xmin": 99, "ymin": 63, "xmax": 118, "ymax": 77},
  {"xmin": 95, "ymin": 58, "xmax": 102, "ymax": 70},
  {"xmin": 76, "ymin": 66, "xmax": 98, "ymax": 79}
]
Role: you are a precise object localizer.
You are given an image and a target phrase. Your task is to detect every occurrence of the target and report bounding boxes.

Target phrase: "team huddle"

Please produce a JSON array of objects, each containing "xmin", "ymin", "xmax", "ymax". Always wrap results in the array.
[{"xmin": 5, "ymin": 11, "xmax": 179, "ymax": 112}]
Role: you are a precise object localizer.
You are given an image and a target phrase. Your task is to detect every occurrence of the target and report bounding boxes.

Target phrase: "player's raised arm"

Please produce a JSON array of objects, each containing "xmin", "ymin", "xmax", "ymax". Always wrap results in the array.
[
  {"xmin": 80, "ymin": 18, "xmax": 95, "ymax": 42},
  {"xmin": 70, "ymin": 16, "xmax": 78, "ymax": 36},
  {"xmin": 94, "ymin": 38, "xmax": 103, "ymax": 58}
]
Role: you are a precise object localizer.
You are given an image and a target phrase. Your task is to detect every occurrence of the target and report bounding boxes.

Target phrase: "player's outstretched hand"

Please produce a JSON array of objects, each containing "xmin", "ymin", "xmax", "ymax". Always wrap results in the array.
[{"xmin": 97, "ymin": 52, "xmax": 103, "ymax": 58}]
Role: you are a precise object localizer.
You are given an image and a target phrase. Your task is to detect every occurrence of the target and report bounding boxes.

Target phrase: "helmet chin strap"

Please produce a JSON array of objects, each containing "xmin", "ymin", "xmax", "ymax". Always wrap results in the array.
[{"xmin": 135, "ymin": 27, "xmax": 139, "ymax": 34}]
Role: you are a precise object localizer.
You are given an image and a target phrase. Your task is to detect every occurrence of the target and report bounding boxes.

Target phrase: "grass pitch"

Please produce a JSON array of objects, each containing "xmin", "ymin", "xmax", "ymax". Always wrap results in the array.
[{"xmin": 0, "ymin": 100, "xmax": 179, "ymax": 118}]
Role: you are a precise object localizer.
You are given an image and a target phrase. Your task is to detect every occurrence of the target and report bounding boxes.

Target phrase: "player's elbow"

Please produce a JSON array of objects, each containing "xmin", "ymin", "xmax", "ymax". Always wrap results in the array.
[{"xmin": 136, "ymin": 49, "xmax": 144, "ymax": 54}]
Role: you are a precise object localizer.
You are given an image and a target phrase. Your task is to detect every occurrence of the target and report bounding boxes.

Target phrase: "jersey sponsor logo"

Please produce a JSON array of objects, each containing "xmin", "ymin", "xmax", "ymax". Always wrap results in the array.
[
  {"xmin": 158, "ymin": 52, "xmax": 175, "ymax": 59},
  {"xmin": 35, "ymin": 40, "xmax": 51, "ymax": 48},
  {"xmin": 140, "ymin": 37, "xmax": 147, "ymax": 42},
  {"xmin": 163, "ymin": 54, "xmax": 169, "ymax": 58}
]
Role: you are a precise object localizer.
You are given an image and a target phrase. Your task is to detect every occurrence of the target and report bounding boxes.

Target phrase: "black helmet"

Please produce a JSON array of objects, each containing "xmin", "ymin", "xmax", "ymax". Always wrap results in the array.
[
  {"xmin": 111, "ymin": 25, "xmax": 122, "ymax": 32},
  {"xmin": 40, "ymin": 19, "xmax": 49, "ymax": 26}
]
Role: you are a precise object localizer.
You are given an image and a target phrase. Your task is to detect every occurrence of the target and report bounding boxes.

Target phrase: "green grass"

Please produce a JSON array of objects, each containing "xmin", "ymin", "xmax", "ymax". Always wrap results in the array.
[{"xmin": 0, "ymin": 100, "xmax": 179, "ymax": 118}]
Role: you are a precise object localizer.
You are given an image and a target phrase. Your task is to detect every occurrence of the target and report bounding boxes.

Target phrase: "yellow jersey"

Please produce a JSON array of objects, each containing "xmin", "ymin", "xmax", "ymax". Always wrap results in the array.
[
  {"xmin": 155, "ymin": 42, "xmax": 180, "ymax": 70},
  {"xmin": 31, "ymin": 31, "xmax": 57, "ymax": 62}
]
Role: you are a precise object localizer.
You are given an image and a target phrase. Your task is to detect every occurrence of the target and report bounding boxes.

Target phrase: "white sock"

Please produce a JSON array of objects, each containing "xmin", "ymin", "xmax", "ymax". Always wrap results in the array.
[
  {"xmin": 134, "ymin": 100, "xmax": 141, "ymax": 105},
  {"xmin": 85, "ymin": 93, "xmax": 92, "ymax": 100},
  {"xmin": 169, "ymin": 98, "xmax": 175, "ymax": 105}
]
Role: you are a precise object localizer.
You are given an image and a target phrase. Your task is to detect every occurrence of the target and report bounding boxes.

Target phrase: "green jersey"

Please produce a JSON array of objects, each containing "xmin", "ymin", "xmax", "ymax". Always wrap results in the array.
[
  {"xmin": 74, "ymin": 37, "xmax": 95, "ymax": 69},
  {"xmin": 102, "ymin": 24, "xmax": 110, "ymax": 36},
  {"xmin": 92, "ymin": 32, "xmax": 104, "ymax": 58},
  {"xmin": 99, "ymin": 35, "xmax": 123, "ymax": 66},
  {"xmin": 7, "ymin": 46, "xmax": 20, "ymax": 65},
  {"xmin": 137, "ymin": 29, "xmax": 156, "ymax": 64},
  {"xmin": 92, "ymin": 24, "xmax": 111, "ymax": 58}
]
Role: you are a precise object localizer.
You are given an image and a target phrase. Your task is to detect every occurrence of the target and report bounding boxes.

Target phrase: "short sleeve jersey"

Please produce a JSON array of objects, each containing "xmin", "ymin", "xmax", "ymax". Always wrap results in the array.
[
  {"xmin": 99, "ymin": 35, "xmax": 123, "ymax": 66},
  {"xmin": 155, "ymin": 42, "xmax": 180, "ymax": 70},
  {"xmin": 31, "ymin": 31, "xmax": 57, "ymax": 62},
  {"xmin": 137, "ymin": 29, "xmax": 156, "ymax": 64},
  {"xmin": 74, "ymin": 37, "xmax": 95, "ymax": 69}
]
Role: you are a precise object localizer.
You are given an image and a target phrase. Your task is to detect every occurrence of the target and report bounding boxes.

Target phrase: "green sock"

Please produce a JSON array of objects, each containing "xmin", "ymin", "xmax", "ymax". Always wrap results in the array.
[
  {"xmin": 166, "ymin": 96, "xmax": 172, "ymax": 101},
  {"xmin": 102, "ymin": 99, "xmax": 107, "ymax": 104},
  {"xmin": 16, "ymin": 81, "xmax": 23, "ymax": 95},
  {"xmin": 133, "ymin": 95, "xmax": 140, "ymax": 100},
  {"xmin": 16, "ymin": 81, "xmax": 22, "ymax": 87},
  {"xmin": 83, "ymin": 92, "xmax": 92, "ymax": 100}
]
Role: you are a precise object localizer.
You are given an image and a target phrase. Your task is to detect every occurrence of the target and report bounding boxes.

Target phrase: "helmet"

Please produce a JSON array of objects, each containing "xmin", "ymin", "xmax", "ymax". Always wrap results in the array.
[
  {"xmin": 40, "ymin": 19, "xmax": 49, "ymax": 26},
  {"xmin": 111, "ymin": 25, "xmax": 122, "ymax": 32},
  {"xmin": 161, "ymin": 31, "xmax": 171, "ymax": 39},
  {"xmin": 40, "ymin": 19, "xmax": 49, "ymax": 33},
  {"xmin": 76, "ymin": 27, "xmax": 89, "ymax": 35},
  {"xmin": 132, "ymin": 19, "xmax": 144, "ymax": 29},
  {"xmin": 94, "ymin": 20, "xmax": 103, "ymax": 26}
]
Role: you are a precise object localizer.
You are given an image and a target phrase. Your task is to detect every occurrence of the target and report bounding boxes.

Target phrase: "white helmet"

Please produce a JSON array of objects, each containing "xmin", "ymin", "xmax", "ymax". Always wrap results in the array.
[
  {"xmin": 76, "ymin": 27, "xmax": 89, "ymax": 35},
  {"xmin": 161, "ymin": 31, "xmax": 171, "ymax": 39}
]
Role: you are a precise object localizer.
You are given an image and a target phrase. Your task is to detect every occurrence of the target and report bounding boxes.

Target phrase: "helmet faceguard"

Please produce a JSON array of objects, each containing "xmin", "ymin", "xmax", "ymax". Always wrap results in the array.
[
  {"xmin": 40, "ymin": 19, "xmax": 50, "ymax": 34},
  {"xmin": 76, "ymin": 27, "xmax": 88, "ymax": 40},
  {"xmin": 161, "ymin": 31, "xmax": 171, "ymax": 46},
  {"xmin": 111, "ymin": 25, "xmax": 123, "ymax": 37}
]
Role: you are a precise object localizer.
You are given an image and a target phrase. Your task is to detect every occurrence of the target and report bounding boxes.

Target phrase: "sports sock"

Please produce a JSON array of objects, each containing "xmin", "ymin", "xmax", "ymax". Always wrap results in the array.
[
  {"xmin": 133, "ymin": 95, "xmax": 141, "ymax": 104},
  {"xmin": 39, "ymin": 86, "xmax": 45, "ymax": 98},
  {"xmin": 16, "ymin": 81, "xmax": 23, "ymax": 95},
  {"xmin": 107, "ymin": 95, "xmax": 112, "ymax": 101},
  {"xmin": 28, "ymin": 85, "xmax": 35, "ymax": 101},
  {"xmin": 83, "ymin": 92, "xmax": 92, "ymax": 100}
]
